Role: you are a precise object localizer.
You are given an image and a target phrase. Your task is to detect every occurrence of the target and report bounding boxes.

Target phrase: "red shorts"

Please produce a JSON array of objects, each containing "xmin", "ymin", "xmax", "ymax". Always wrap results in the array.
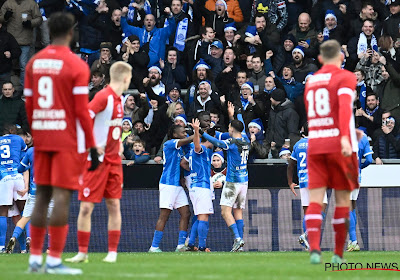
[
  {"xmin": 79, "ymin": 161, "xmax": 123, "ymax": 203},
  {"xmin": 308, "ymin": 152, "xmax": 359, "ymax": 191},
  {"xmin": 34, "ymin": 150, "xmax": 85, "ymax": 190}
]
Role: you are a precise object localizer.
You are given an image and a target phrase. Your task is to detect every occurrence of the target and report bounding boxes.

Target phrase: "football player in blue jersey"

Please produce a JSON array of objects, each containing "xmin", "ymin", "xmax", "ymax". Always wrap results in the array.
[
  {"xmin": 200, "ymin": 102, "xmax": 250, "ymax": 252},
  {"xmin": 0, "ymin": 124, "xmax": 27, "ymax": 252},
  {"xmin": 149, "ymin": 125, "xmax": 194, "ymax": 252},
  {"xmin": 287, "ymin": 124, "xmax": 328, "ymax": 251},
  {"xmin": 347, "ymin": 133, "xmax": 373, "ymax": 252},
  {"xmin": 184, "ymin": 119, "xmax": 214, "ymax": 252},
  {"xmin": 6, "ymin": 147, "xmax": 54, "ymax": 254}
]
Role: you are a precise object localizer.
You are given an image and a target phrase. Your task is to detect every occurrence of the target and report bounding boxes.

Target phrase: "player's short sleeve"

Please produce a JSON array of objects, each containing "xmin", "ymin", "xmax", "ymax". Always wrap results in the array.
[
  {"xmin": 88, "ymin": 91, "xmax": 108, "ymax": 117},
  {"xmin": 222, "ymin": 139, "xmax": 231, "ymax": 150},
  {"xmin": 21, "ymin": 148, "xmax": 32, "ymax": 168},
  {"xmin": 194, "ymin": 145, "xmax": 204, "ymax": 155},
  {"xmin": 169, "ymin": 139, "xmax": 181, "ymax": 150},
  {"xmin": 361, "ymin": 136, "xmax": 373, "ymax": 157},
  {"xmin": 72, "ymin": 59, "xmax": 91, "ymax": 97},
  {"xmin": 19, "ymin": 136, "xmax": 27, "ymax": 152},
  {"xmin": 290, "ymin": 143, "xmax": 299, "ymax": 161}
]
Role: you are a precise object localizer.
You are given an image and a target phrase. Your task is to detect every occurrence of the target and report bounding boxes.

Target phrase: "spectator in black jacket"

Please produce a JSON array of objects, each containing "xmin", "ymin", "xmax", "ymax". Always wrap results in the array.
[
  {"xmin": 187, "ymin": 80, "xmax": 221, "ymax": 121},
  {"xmin": 160, "ymin": 47, "xmax": 187, "ymax": 87},
  {"xmin": 383, "ymin": 0, "xmax": 400, "ymax": 41},
  {"xmin": 238, "ymin": 81, "xmax": 264, "ymax": 128},
  {"xmin": 0, "ymin": 23, "xmax": 21, "ymax": 89},
  {"xmin": 0, "ymin": 82, "xmax": 29, "ymax": 133},
  {"xmin": 215, "ymin": 47, "xmax": 240, "ymax": 97},
  {"xmin": 199, "ymin": 39, "xmax": 225, "ymax": 77},
  {"xmin": 373, "ymin": 112, "xmax": 400, "ymax": 163},
  {"xmin": 356, "ymin": 91, "xmax": 383, "ymax": 139},
  {"xmin": 290, "ymin": 45, "xmax": 318, "ymax": 83}
]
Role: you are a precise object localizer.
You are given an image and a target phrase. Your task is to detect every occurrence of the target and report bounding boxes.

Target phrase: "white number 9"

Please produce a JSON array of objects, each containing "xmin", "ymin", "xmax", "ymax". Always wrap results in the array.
[{"xmin": 38, "ymin": 76, "xmax": 53, "ymax": 109}]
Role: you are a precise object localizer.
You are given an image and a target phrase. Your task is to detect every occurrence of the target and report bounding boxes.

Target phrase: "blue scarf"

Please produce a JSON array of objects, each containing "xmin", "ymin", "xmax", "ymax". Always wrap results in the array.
[
  {"xmin": 366, "ymin": 105, "xmax": 379, "ymax": 116},
  {"xmin": 323, "ymin": 25, "xmax": 336, "ymax": 41},
  {"xmin": 240, "ymin": 95, "xmax": 250, "ymax": 110},
  {"xmin": 174, "ymin": 18, "xmax": 188, "ymax": 52},
  {"xmin": 357, "ymin": 81, "xmax": 367, "ymax": 110},
  {"xmin": 127, "ymin": 0, "xmax": 152, "ymax": 22},
  {"xmin": 264, "ymin": 87, "xmax": 276, "ymax": 95}
]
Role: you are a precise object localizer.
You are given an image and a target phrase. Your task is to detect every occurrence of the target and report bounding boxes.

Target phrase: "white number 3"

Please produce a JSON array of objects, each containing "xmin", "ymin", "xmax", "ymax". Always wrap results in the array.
[
  {"xmin": 38, "ymin": 76, "xmax": 53, "ymax": 109},
  {"xmin": 306, "ymin": 88, "xmax": 330, "ymax": 117}
]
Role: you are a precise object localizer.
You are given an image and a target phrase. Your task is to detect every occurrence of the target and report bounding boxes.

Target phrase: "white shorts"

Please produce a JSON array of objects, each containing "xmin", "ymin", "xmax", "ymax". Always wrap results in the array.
[
  {"xmin": 300, "ymin": 188, "xmax": 328, "ymax": 207},
  {"xmin": 8, "ymin": 202, "xmax": 20, "ymax": 217},
  {"xmin": 23, "ymin": 194, "xmax": 54, "ymax": 218},
  {"xmin": 0, "ymin": 174, "xmax": 25, "ymax": 206},
  {"xmin": 189, "ymin": 187, "xmax": 214, "ymax": 215},
  {"xmin": 159, "ymin": 184, "xmax": 189, "ymax": 210},
  {"xmin": 220, "ymin": 181, "xmax": 248, "ymax": 209},
  {"xmin": 350, "ymin": 188, "xmax": 360, "ymax": 201}
]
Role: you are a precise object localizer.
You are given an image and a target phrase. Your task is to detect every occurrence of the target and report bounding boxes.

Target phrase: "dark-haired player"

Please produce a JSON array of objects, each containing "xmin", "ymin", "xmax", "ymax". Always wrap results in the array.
[
  {"xmin": 24, "ymin": 12, "xmax": 99, "ymax": 274},
  {"xmin": 148, "ymin": 125, "xmax": 194, "ymax": 252},
  {"xmin": 200, "ymin": 102, "xmax": 250, "ymax": 252},
  {"xmin": 304, "ymin": 40, "xmax": 358, "ymax": 264}
]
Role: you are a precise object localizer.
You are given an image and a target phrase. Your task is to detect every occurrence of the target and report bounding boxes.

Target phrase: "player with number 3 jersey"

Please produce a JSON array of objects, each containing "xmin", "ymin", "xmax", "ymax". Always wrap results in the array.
[{"xmin": 304, "ymin": 40, "xmax": 358, "ymax": 265}]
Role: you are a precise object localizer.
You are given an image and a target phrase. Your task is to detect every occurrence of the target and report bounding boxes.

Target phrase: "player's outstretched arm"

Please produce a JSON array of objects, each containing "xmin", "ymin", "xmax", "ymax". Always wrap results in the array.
[
  {"xmin": 177, "ymin": 135, "xmax": 195, "ymax": 148},
  {"xmin": 201, "ymin": 132, "xmax": 228, "ymax": 149},
  {"xmin": 287, "ymin": 158, "xmax": 297, "ymax": 196},
  {"xmin": 192, "ymin": 119, "xmax": 202, "ymax": 153}
]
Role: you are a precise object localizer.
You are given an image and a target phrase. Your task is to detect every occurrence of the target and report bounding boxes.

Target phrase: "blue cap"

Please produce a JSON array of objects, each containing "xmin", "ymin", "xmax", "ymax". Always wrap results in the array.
[
  {"xmin": 122, "ymin": 117, "xmax": 133, "ymax": 128},
  {"xmin": 248, "ymin": 118, "xmax": 264, "ymax": 132},
  {"xmin": 241, "ymin": 81, "xmax": 254, "ymax": 93},
  {"xmin": 174, "ymin": 114, "xmax": 187, "ymax": 126},
  {"xmin": 194, "ymin": 58, "xmax": 211, "ymax": 70},
  {"xmin": 211, "ymin": 40, "xmax": 223, "ymax": 49},
  {"xmin": 212, "ymin": 151, "xmax": 225, "ymax": 163},
  {"xmin": 224, "ymin": 22, "xmax": 237, "ymax": 32},
  {"xmin": 292, "ymin": 45, "xmax": 305, "ymax": 57},
  {"xmin": 325, "ymin": 9, "xmax": 337, "ymax": 21},
  {"xmin": 245, "ymin": 25, "xmax": 257, "ymax": 37},
  {"xmin": 279, "ymin": 147, "xmax": 291, "ymax": 157}
]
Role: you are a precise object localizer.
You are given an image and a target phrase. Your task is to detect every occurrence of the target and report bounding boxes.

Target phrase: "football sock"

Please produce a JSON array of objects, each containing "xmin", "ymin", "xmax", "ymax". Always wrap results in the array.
[
  {"xmin": 26, "ymin": 221, "xmax": 31, "ymax": 238},
  {"xmin": 30, "ymin": 224, "xmax": 46, "ymax": 256},
  {"xmin": 77, "ymin": 230, "xmax": 91, "ymax": 253},
  {"xmin": 349, "ymin": 210, "xmax": 356, "ymax": 242},
  {"xmin": 108, "ymin": 230, "xmax": 120, "ymax": 252},
  {"xmin": 236, "ymin": 219, "xmax": 244, "ymax": 239},
  {"xmin": 229, "ymin": 223, "xmax": 240, "ymax": 239},
  {"xmin": 12, "ymin": 226, "xmax": 24, "ymax": 239},
  {"xmin": 18, "ymin": 230, "xmax": 26, "ymax": 251},
  {"xmin": 198, "ymin": 221, "xmax": 209, "ymax": 250},
  {"xmin": 305, "ymin": 203, "xmax": 322, "ymax": 252},
  {"xmin": 178, "ymin": 230, "xmax": 187, "ymax": 246},
  {"xmin": 189, "ymin": 220, "xmax": 199, "ymax": 246},
  {"xmin": 332, "ymin": 207, "xmax": 349, "ymax": 258},
  {"xmin": 302, "ymin": 217, "xmax": 306, "ymax": 233},
  {"xmin": 0, "ymin": 216, "xmax": 7, "ymax": 247},
  {"xmin": 48, "ymin": 225, "xmax": 68, "ymax": 259},
  {"xmin": 322, "ymin": 211, "xmax": 326, "ymax": 221},
  {"xmin": 151, "ymin": 230, "xmax": 163, "ymax": 248}
]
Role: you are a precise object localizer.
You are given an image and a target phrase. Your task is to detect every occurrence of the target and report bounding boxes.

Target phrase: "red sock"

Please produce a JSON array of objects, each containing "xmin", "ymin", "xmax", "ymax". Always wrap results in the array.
[
  {"xmin": 30, "ymin": 225, "xmax": 46, "ymax": 255},
  {"xmin": 333, "ymin": 207, "xmax": 349, "ymax": 258},
  {"xmin": 48, "ymin": 225, "xmax": 69, "ymax": 258},
  {"xmin": 78, "ymin": 231, "xmax": 91, "ymax": 254},
  {"xmin": 305, "ymin": 202, "xmax": 323, "ymax": 252},
  {"xmin": 108, "ymin": 230, "xmax": 121, "ymax": 252}
]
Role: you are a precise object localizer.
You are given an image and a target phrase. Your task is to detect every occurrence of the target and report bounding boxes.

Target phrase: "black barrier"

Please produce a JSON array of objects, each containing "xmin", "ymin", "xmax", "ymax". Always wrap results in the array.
[{"xmin": 123, "ymin": 163, "xmax": 290, "ymax": 189}]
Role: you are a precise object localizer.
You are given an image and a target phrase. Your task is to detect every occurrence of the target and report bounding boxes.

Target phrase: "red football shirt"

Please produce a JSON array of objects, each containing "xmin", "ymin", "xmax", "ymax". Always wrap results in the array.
[
  {"xmin": 88, "ymin": 86, "xmax": 123, "ymax": 165},
  {"xmin": 24, "ymin": 45, "xmax": 95, "ymax": 152},
  {"xmin": 304, "ymin": 64, "xmax": 358, "ymax": 155}
]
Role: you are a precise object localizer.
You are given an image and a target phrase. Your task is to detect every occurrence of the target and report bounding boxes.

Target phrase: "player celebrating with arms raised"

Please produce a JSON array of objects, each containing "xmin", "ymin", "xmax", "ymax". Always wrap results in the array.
[
  {"xmin": 65, "ymin": 61, "xmax": 132, "ymax": 264},
  {"xmin": 304, "ymin": 40, "xmax": 358, "ymax": 264},
  {"xmin": 201, "ymin": 103, "xmax": 250, "ymax": 252},
  {"xmin": 24, "ymin": 12, "xmax": 99, "ymax": 274}
]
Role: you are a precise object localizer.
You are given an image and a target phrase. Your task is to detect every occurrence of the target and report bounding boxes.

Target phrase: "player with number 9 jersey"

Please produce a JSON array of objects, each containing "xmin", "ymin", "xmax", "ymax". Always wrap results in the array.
[{"xmin": 24, "ymin": 41, "xmax": 95, "ymax": 190}]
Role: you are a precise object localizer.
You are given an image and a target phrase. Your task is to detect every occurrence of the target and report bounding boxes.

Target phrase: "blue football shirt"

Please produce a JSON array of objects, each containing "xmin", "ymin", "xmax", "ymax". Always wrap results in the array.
[
  {"xmin": 19, "ymin": 147, "xmax": 36, "ymax": 195},
  {"xmin": 358, "ymin": 134, "xmax": 373, "ymax": 182},
  {"xmin": 160, "ymin": 139, "xmax": 184, "ymax": 186},
  {"xmin": 0, "ymin": 134, "xmax": 27, "ymax": 180},
  {"xmin": 188, "ymin": 145, "xmax": 212, "ymax": 189},
  {"xmin": 290, "ymin": 137, "xmax": 309, "ymax": 189}
]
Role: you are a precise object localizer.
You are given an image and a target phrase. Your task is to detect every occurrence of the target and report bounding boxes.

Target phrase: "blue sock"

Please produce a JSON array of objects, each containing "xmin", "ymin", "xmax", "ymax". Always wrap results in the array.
[
  {"xmin": 353, "ymin": 209, "xmax": 357, "ymax": 226},
  {"xmin": 26, "ymin": 221, "xmax": 30, "ymax": 238},
  {"xmin": 229, "ymin": 223, "xmax": 240, "ymax": 239},
  {"xmin": 322, "ymin": 211, "xmax": 326, "ymax": 221},
  {"xmin": 12, "ymin": 226, "xmax": 24, "ymax": 239},
  {"xmin": 0, "ymin": 216, "xmax": 7, "ymax": 247},
  {"xmin": 198, "ymin": 221, "xmax": 209, "ymax": 250},
  {"xmin": 17, "ymin": 230, "xmax": 26, "ymax": 251},
  {"xmin": 151, "ymin": 230, "xmax": 163, "ymax": 248},
  {"xmin": 178, "ymin": 230, "xmax": 187, "ymax": 246},
  {"xmin": 236, "ymin": 219, "xmax": 244, "ymax": 239},
  {"xmin": 302, "ymin": 217, "xmax": 306, "ymax": 233},
  {"xmin": 189, "ymin": 220, "xmax": 199, "ymax": 246},
  {"xmin": 349, "ymin": 210, "xmax": 356, "ymax": 242}
]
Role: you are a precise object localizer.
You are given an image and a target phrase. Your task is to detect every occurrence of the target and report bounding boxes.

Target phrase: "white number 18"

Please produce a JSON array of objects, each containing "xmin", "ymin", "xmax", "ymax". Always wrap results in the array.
[{"xmin": 306, "ymin": 88, "xmax": 330, "ymax": 117}]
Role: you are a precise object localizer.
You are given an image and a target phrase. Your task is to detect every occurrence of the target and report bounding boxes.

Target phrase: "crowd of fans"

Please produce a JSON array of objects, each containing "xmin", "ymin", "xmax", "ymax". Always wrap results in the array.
[{"xmin": 1, "ymin": 0, "xmax": 400, "ymax": 163}]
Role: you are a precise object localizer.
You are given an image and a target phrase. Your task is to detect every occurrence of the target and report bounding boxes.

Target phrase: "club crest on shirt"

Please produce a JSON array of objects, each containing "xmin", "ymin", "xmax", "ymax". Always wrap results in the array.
[
  {"xmin": 112, "ymin": 127, "xmax": 121, "ymax": 140},
  {"xmin": 83, "ymin": 187, "xmax": 90, "ymax": 197}
]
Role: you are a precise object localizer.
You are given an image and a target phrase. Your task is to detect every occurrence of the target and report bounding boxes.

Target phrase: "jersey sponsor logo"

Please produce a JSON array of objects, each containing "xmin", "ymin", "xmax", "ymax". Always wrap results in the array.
[
  {"xmin": 33, "ymin": 109, "xmax": 66, "ymax": 120},
  {"xmin": 307, "ymin": 73, "xmax": 332, "ymax": 86},
  {"xmin": 0, "ymin": 139, "xmax": 11, "ymax": 144},
  {"xmin": 112, "ymin": 127, "xmax": 121, "ymax": 140},
  {"xmin": 32, "ymin": 120, "xmax": 67, "ymax": 130},
  {"xmin": 309, "ymin": 117, "xmax": 334, "ymax": 127},
  {"xmin": 309, "ymin": 128, "xmax": 339, "ymax": 138},
  {"xmin": 33, "ymin": 59, "xmax": 63, "ymax": 74},
  {"xmin": 105, "ymin": 118, "xmax": 123, "ymax": 127},
  {"xmin": 1, "ymin": 160, "xmax": 13, "ymax": 165}
]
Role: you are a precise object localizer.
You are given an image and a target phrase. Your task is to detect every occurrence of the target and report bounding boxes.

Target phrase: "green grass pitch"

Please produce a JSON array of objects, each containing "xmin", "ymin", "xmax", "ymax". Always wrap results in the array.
[{"xmin": 0, "ymin": 251, "xmax": 399, "ymax": 280}]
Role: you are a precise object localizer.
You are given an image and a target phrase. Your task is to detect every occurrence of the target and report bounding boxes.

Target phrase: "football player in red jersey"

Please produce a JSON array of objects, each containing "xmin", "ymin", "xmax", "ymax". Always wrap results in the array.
[
  {"xmin": 304, "ymin": 40, "xmax": 358, "ymax": 264},
  {"xmin": 65, "ymin": 61, "xmax": 132, "ymax": 264},
  {"xmin": 24, "ymin": 12, "xmax": 100, "ymax": 275}
]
